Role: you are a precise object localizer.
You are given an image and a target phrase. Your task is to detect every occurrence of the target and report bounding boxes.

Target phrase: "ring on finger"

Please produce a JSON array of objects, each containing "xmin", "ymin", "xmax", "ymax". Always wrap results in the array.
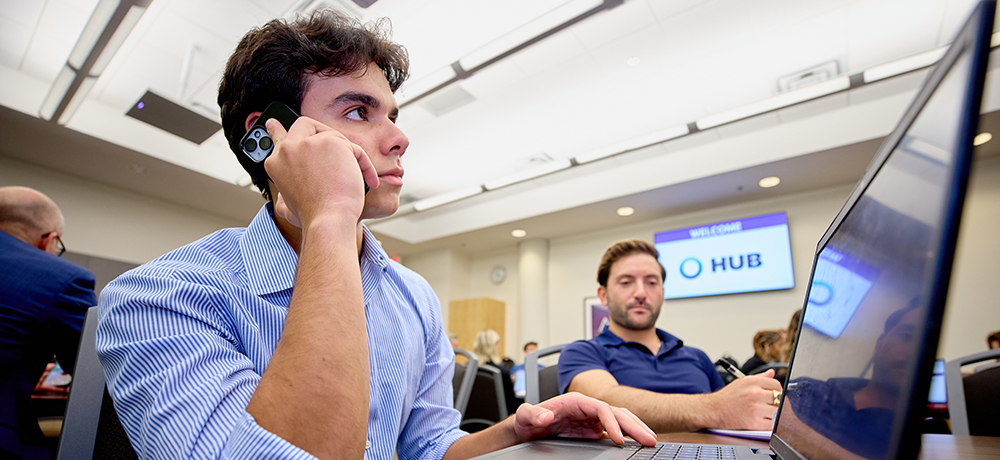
[{"xmin": 772, "ymin": 389, "xmax": 781, "ymax": 406}]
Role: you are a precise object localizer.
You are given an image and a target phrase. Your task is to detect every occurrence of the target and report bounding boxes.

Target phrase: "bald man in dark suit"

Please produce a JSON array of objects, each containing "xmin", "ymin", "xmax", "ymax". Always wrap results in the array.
[{"xmin": 0, "ymin": 186, "xmax": 95, "ymax": 460}]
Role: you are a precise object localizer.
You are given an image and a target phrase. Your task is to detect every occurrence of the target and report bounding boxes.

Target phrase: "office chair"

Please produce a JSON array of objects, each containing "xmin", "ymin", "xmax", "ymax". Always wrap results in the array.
[
  {"xmin": 452, "ymin": 348, "xmax": 479, "ymax": 418},
  {"xmin": 946, "ymin": 348, "xmax": 1000, "ymax": 436},
  {"xmin": 524, "ymin": 344, "xmax": 567, "ymax": 405},
  {"xmin": 56, "ymin": 307, "xmax": 137, "ymax": 460},
  {"xmin": 460, "ymin": 366, "xmax": 507, "ymax": 433}
]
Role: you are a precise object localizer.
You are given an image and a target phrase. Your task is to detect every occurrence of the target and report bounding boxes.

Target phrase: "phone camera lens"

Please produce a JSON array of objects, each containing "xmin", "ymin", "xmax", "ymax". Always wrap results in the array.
[
  {"xmin": 253, "ymin": 130, "xmax": 261, "ymax": 138},
  {"xmin": 243, "ymin": 138, "xmax": 257, "ymax": 152},
  {"xmin": 259, "ymin": 137, "xmax": 273, "ymax": 151}
]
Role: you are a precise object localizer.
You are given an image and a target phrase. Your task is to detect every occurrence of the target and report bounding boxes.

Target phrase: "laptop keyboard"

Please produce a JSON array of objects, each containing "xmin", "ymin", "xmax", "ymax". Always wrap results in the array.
[{"xmin": 626, "ymin": 443, "xmax": 737, "ymax": 460}]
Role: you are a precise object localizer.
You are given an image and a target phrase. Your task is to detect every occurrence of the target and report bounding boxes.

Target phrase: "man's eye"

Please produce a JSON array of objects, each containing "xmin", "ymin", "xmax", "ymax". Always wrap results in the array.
[{"xmin": 347, "ymin": 107, "xmax": 366, "ymax": 121}]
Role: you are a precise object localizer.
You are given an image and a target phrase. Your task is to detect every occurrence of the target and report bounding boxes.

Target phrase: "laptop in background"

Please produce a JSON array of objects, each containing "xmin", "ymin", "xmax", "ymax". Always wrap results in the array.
[{"xmin": 472, "ymin": 2, "xmax": 994, "ymax": 459}]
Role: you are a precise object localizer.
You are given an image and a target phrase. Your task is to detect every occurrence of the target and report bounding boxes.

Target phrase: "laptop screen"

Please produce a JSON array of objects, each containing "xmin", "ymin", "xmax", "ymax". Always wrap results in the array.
[{"xmin": 771, "ymin": 3, "xmax": 993, "ymax": 460}]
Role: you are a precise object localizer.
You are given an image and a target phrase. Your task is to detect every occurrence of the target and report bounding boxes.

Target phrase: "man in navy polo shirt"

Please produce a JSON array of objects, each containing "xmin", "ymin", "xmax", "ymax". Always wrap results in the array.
[{"xmin": 559, "ymin": 239, "xmax": 783, "ymax": 432}]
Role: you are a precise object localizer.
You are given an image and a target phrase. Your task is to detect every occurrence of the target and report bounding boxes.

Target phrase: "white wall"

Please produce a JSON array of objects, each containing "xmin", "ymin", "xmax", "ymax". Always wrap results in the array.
[
  {"xmin": 939, "ymin": 154, "xmax": 1000, "ymax": 360},
  {"xmin": 0, "ymin": 156, "xmax": 250, "ymax": 264},
  {"xmin": 402, "ymin": 248, "xmax": 472, "ymax": 331}
]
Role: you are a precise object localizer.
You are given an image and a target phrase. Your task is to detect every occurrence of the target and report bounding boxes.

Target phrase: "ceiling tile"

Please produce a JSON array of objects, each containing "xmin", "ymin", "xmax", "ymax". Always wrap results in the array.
[
  {"xmin": 646, "ymin": 0, "xmax": 713, "ymax": 21},
  {"xmin": 387, "ymin": 0, "xmax": 573, "ymax": 78},
  {"xmin": 846, "ymin": 0, "xmax": 947, "ymax": 73},
  {"xmin": 658, "ymin": 0, "xmax": 756, "ymax": 65},
  {"xmin": 570, "ymin": 0, "xmax": 657, "ymax": 51},
  {"xmin": 458, "ymin": 58, "xmax": 531, "ymax": 100},
  {"xmin": 507, "ymin": 25, "xmax": 589, "ymax": 77},
  {"xmin": 587, "ymin": 22, "xmax": 671, "ymax": 76},
  {"xmin": 20, "ymin": 0, "xmax": 94, "ymax": 81},
  {"xmin": 0, "ymin": 16, "xmax": 31, "ymax": 69},
  {"xmin": 167, "ymin": 0, "xmax": 276, "ymax": 42},
  {"xmin": 0, "ymin": 0, "xmax": 46, "ymax": 28}
]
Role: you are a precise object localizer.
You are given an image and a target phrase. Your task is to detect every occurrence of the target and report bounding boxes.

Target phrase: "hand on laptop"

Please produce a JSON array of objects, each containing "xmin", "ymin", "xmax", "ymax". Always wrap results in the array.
[
  {"xmin": 512, "ymin": 392, "xmax": 657, "ymax": 446},
  {"xmin": 706, "ymin": 369, "xmax": 783, "ymax": 430}
]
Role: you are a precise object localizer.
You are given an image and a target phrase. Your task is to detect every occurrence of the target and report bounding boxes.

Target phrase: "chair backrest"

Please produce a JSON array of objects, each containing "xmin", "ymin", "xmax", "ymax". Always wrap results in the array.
[
  {"xmin": 452, "ymin": 348, "xmax": 479, "ymax": 418},
  {"xmin": 57, "ymin": 308, "xmax": 137, "ymax": 460},
  {"xmin": 946, "ymin": 348, "xmax": 1000, "ymax": 436},
  {"xmin": 524, "ymin": 344, "xmax": 567, "ymax": 405},
  {"xmin": 747, "ymin": 362, "xmax": 789, "ymax": 375},
  {"xmin": 460, "ymin": 365, "xmax": 507, "ymax": 432}
]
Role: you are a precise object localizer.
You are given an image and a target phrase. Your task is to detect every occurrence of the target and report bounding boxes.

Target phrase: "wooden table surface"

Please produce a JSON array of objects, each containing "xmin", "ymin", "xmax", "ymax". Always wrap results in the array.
[{"xmin": 654, "ymin": 432, "xmax": 1000, "ymax": 459}]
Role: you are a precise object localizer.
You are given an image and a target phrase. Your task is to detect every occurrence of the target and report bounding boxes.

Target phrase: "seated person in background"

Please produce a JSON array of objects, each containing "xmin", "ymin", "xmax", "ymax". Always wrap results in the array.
[
  {"xmin": 510, "ymin": 342, "xmax": 540, "ymax": 397},
  {"xmin": 474, "ymin": 329, "xmax": 523, "ymax": 415},
  {"xmin": 987, "ymin": 330, "xmax": 999, "ymax": 350},
  {"xmin": 449, "ymin": 332, "xmax": 460, "ymax": 349},
  {"xmin": 559, "ymin": 239, "xmax": 783, "ymax": 432},
  {"xmin": 0, "ymin": 186, "xmax": 96, "ymax": 460},
  {"xmin": 780, "ymin": 309, "xmax": 802, "ymax": 363},
  {"xmin": 96, "ymin": 11, "xmax": 654, "ymax": 459},
  {"xmin": 741, "ymin": 330, "xmax": 784, "ymax": 375},
  {"xmin": 509, "ymin": 341, "xmax": 540, "ymax": 376}
]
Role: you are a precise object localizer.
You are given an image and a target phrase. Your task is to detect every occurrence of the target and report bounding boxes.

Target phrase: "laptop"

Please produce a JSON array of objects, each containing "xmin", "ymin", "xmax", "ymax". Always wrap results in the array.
[{"xmin": 472, "ymin": 2, "xmax": 994, "ymax": 460}]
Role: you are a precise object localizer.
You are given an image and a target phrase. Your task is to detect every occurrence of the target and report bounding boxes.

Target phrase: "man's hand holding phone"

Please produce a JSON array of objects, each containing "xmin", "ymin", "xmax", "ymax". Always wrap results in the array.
[{"xmin": 262, "ymin": 113, "xmax": 379, "ymax": 229}]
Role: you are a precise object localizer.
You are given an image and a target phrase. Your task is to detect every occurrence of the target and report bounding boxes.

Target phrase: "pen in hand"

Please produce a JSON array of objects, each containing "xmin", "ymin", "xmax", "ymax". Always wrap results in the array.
[{"xmin": 718, "ymin": 359, "xmax": 746, "ymax": 379}]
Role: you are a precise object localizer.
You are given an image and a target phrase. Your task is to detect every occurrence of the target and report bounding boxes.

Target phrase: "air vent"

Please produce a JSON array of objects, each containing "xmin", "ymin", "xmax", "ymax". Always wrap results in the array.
[
  {"xmin": 420, "ymin": 85, "xmax": 476, "ymax": 117},
  {"xmin": 776, "ymin": 61, "xmax": 840, "ymax": 93},
  {"xmin": 126, "ymin": 90, "xmax": 221, "ymax": 144}
]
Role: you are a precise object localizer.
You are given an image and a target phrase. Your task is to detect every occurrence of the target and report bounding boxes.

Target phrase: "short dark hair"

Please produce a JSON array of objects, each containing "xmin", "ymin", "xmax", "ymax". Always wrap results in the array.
[
  {"xmin": 218, "ymin": 9, "xmax": 409, "ymax": 201},
  {"xmin": 523, "ymin": 341, "xmax": 538, "ymax": 352},
  {"xmin": 988, "ymin": 330, "xmax": 1000, "ymax": 346},
  {"xmin": 596, "ymin": 239, "xmax": 665, "ymax": 287}
]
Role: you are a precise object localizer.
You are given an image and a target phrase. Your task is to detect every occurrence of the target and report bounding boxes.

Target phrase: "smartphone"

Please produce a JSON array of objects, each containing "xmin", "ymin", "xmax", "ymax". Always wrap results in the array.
[
  {"xmin": 241, "ymin": 101, "xmax": 368, "ymax": 194},
  {"xmin": 240, "ymin": 101, "xmax": 299, "ymax": 163}
]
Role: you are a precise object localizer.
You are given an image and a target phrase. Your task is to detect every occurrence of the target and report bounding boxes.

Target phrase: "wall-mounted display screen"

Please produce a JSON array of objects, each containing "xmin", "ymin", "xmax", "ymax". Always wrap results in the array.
[{"xmin": 654, "ymin": 212, "xmax": 795, "ymax": 299}]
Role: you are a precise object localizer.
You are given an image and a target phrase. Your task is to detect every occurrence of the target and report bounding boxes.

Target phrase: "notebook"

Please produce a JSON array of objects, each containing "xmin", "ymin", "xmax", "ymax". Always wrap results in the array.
[{"xmin": 472, "ymin": 2, "xmax": 994, "ymax": 459}]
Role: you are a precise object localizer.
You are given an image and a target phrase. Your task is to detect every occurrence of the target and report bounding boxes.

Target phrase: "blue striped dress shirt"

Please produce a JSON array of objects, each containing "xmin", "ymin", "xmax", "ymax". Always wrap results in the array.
[{"xmin": 96, "ymin": 204, "xmax": 466, "ymax": 460}]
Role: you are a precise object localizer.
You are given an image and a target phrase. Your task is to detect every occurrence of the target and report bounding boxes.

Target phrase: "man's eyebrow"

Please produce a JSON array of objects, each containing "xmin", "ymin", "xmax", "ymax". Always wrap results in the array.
[{"xmin": 332, "ymin": 91, "xmax": 380, "ymax": 109}]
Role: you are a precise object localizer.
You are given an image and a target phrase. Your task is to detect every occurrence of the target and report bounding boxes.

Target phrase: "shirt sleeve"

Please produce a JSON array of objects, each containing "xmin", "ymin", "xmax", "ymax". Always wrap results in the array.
[
  {"xmin": 395, "ymin": 284, "xmax": 466, "ymax": 460},
  {"xmin": 96, "ymin": 264, "xmax": 316, "ymax": 460},
  {"xmin": 700, "ymin": 351, "xmax": 726, "ymax": 392},
  {"xmin": 557, "ymin": 340, "xmax": 609, "ymax": 394}
]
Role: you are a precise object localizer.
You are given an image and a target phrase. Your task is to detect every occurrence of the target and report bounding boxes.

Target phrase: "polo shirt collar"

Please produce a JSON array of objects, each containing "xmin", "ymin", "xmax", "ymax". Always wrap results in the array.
[
  {"xmin": 241, "ymin": 203, "xmax": 298, "ymax": 296},
  {"xmin": 595, "ymin": 325, "xmax": 685, "ymax": 356}
]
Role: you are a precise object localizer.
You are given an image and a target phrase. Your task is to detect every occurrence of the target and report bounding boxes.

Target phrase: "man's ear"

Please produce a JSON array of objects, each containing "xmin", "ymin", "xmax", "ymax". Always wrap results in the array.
[
  {"xmin": 245, "ymin": 111, "xmax": 263, "ymax": 131},
  {"xmin": 37, "ymin": 232, "xmax": 57, "ymax": 253},
  {"xmin": 597, "ymin": 285, "xmax": 608, "ymax": 306}
]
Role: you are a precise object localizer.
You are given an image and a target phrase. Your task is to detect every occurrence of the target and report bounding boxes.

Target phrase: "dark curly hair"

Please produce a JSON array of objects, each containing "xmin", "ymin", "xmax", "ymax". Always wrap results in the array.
[{"xmin": 218, "ymin": 9, "xmax": 409, "ymax": 201}]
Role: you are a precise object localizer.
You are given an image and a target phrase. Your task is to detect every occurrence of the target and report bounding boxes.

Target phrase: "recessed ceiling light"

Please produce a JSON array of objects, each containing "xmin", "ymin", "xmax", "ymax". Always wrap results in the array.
[
  {"xmin": 617, "ymin": 206, "xmax": 635, "ymax": 216},
  {"xmin": 974, "ymin": 132, "xmax": 992, "ymax": 146},
  {"xmin": 511, "ymin": 229, "xmax": 527, "ymax": 238},
  {"xmin": 758, "ymin": 176, "xmax": 781, "ymax": 188},
  {"xmin": 627, "ymin": 57, "xmax": 641, "ymax": 67}
]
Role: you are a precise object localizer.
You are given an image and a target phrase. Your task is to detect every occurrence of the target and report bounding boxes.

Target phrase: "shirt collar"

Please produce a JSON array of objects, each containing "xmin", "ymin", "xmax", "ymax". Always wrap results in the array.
[
  {"xmin": 595, "ymin": 325, "xmax": 685, "ymax": 356},
  {"xmin": 240, "ymin": 204, "xmax": 392, "ymax": 298},
  {"xmin": 241, "ymin": 203, "xmax": 299, "ymax": 296},
  {"xmin": 359, "ymin": 225, "xmax": 390, "ymax": 305}
]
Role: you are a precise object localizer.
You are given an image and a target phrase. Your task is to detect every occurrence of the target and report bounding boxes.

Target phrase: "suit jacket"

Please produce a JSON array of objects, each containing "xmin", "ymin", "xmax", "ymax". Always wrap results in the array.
[{"xmin": 0, "ymin": 229, "xmax": 95, "ymax": 460}]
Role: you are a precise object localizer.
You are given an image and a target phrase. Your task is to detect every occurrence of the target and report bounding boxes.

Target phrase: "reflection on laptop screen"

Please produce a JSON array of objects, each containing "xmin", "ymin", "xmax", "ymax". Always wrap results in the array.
[{"xmin": 772, "ymin": 4, "xmax": 992, "ymax": 460}]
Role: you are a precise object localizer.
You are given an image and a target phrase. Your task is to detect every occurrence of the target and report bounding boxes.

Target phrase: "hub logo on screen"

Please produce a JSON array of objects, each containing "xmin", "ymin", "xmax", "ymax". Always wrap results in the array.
[{"xmin": 654, "ymin": 212, "xmax": 795, "ymax": 299}]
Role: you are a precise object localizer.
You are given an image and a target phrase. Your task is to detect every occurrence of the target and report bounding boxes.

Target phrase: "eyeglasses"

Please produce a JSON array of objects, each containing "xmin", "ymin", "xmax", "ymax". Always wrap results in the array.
[{"xmin": 42, "ymin": 232, "xmax": 66, "ymax": 257}]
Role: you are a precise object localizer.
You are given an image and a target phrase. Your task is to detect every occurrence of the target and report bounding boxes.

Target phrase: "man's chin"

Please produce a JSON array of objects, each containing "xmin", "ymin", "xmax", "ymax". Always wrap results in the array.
[{"xmin": 360, "ymin": 199, "xmax": 399, "ymax": 221}]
